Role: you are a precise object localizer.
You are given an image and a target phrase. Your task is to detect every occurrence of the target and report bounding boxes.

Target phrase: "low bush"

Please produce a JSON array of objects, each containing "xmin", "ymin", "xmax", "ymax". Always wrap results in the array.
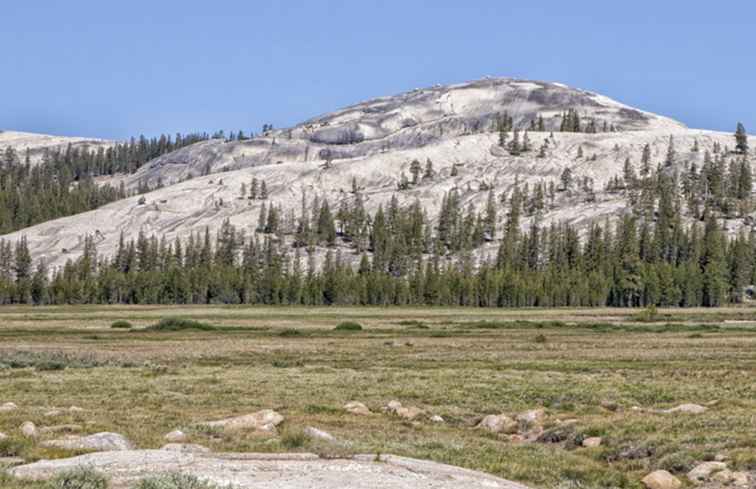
[
  {"xmin": 47, "ymin": 467, "xmax": 109, "ymax": 489},
  {"xmin": 334, "ymin": 321, "xmax": 362, "ymax": 331},
  {"xmin": 146, "ymin": 317, "xmax": 216, "ymax": 332},
  {"xmin": 111, "ymin": 320, "xmax": 133, "ymax": 329},
  {"xmin": 278, "ymin": 328, "xmax": 303, "ymax": 337}
]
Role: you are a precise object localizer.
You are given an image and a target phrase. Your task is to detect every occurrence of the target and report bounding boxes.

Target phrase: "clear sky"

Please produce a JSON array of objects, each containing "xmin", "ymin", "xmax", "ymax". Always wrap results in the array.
[{"xmin": 2, "ymin": 1, "xmax": 754, "ymax": 140}]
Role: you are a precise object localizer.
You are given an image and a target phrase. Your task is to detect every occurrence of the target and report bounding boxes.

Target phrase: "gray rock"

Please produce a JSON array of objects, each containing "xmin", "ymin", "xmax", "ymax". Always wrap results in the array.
[
  {"xmin": 687, "ymin": 461, "xmax": 727, "ymax": 483},
  {"xmin": 0, "ymin": 402, "xmax": 18, "ymax": 412},
  {"xmin": 303, "ymin": 427, "xmax": 336, "ymax": 443},
  {"xmin": 42, "ymin": 432, "xmax": 134, "ymax": 451},
  {"xmin": 477, "ymin": 414, "xmax": 517, "ymax": 434},
  {"xmin": 10, "ymin": 450, "xmax": 532, "ymax": 489},
  {"xmin": 661, "ymin": 404, "xmax": 707, "ymax": 415},
  {"xmin": 200, "ymin": 409, "xmax": 284, "ymax": 433}
]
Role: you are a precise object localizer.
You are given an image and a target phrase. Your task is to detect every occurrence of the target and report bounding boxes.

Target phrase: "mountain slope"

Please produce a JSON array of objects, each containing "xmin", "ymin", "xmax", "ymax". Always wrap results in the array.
[
  {"xmin": 0, "ymin": 130, "xmax": 112, "ymax": 164},
  {"xmin": 1, "ymin": 78, "xmax": 753, "ymax": 270}
]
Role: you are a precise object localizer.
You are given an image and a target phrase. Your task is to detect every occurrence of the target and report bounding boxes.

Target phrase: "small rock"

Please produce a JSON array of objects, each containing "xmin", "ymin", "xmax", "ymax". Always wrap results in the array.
[
  {"xmin": 201, "ymin": 409, "xmax": 284, "ymax": 433},
  {"xmin": 476, "ymin": 414, "xmax": 517, "ymax": 434},
  {"xmin": 20, "ymin": 422, "xmax": 37, "ymax": 438},
  {"xmin": 642, "ymin": 470, "xmax": 682, "ymax": 489},
  {"xmin": 714, "ymin": 453, "xmax": 729, "ymax": 462},
  {"xmin": 42, "ymin": 432, "xmax": 134, "ymax": 451},
  {"xmin": 160, "ymin": 443, "xmax": 210, "ymax": 453},
  {"xmin": 164, "ymin": 430, "xmax": 188, "ymax": 443},
  {"xmin": 303, "ymin": 427, "xmax": 336, "ymax": 443},
  {"xmin": 600, "ymin": 400, "xmax": 619, "ymax": 412},
  {"xmin": 0, "ymin": 402, "xmax": 18, "ymax": 412},
  {"xmin": 516, "ymin": 409, "xmax": 545, "ymax": 430},
  {"xmin": 661, "ymin": 404, "xmax": 707, "ymax": 415},
  {"xmin": 582, "ymin": 437, "xmax": 602, "ymax": 448},
  {"xmin": 385, "ymin": 400, "xmax": 403, "ymax": 412},
  {"xmin": 430, "ymin": 415, "xmax": 444, "ymax": 423},
  {"xmin": 344, "ymin": 401, "xmax": 372, "ymax": 416},
  {"xmin": 687, "ymin": 461, "xmax": 727, "ymax": 483},
  {"xmin": 68, "ymin": 406, "xmax": 84, "ymax": 413},
  {"xmin": 44, "ymin": 409, "xmax": 63, "ymax": 417},
  {"xmin": 0, "ymin": 432, "xmax": 6, "ymax": 440}
]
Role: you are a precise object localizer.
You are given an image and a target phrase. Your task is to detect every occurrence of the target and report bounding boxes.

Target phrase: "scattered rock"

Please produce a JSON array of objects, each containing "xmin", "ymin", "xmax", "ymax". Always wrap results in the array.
[
  {"xmin": 600, "ymin": 400, "xmax": 619, "ymax": 412},
  {"xmin": 20, "ymin": 422, "xmax": 38, "ymax": 438},
  {"xmin": 642, "ymin": 470, "xmax": 682, "ymax": 489},
  {"xmin": 68, "ymin": 406, "xmax": 84, "ymax": 413},
  {"xmin": 711, "ymin": 469, "xmax": 735, "ymax": 484},
  {"xmin": 536, "ymin": 424, "xmax": 576, "ymax": 444},
  {"xmin": 161, "ymin": 443, "xmax": 210, "ymax": 453},
  {"xmin": 661, "ymin": 404, "xmax": 707, "ymax": 415},
  {"xmin": 516, "ymin": 409, "xmax": 545, "ymax": 430},
  {"xmin": 201, "ymin": 409, "xmax": 284, "ymax": 433},
  {"xmin": 344, "ymin": 401, "xmax": 372, "ymax": 416},
  {"xmin": 582, "ymin": 437, "xmax": 602, "ymax": 448},
  {"xmin": 303, "ymin": 427, "xmax": 336, "ymax": 443},
  {"xmin": 164, "ymin": 430, "xmax": 188, "ymax": 443},
  {"xmin": 42, "ymin": 432, "xmax": 134, "ymax": 451},
  {"xmin": 0, "ymin": 402, "xmax": 18, "ymax": 412},
  {"xmin": 385, "ymin": 402, "xmax": 424, "ymax": 421},
  {"xmin": 430, "ymin": 415, "xmax": 445, "ymax": 423},
  {"xmin": 687, "ymin": 461, "xmax": 727, "ymax": 483},
  {"xmin": 476, "ymin": 414, "xmax": 517, "ymax": 434}
]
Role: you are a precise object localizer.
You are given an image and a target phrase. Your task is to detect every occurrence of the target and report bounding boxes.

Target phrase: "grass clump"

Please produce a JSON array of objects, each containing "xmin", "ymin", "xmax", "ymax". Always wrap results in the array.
[
  {"xmin": 47, "ymin": 467, "xmax": 109, "ymax": 489},
  {"xmin": 280, "ymin": 427, "xmax": 307, "ymax": 449},
  {"xmin": 534, "ymin": 333, "xmax": 548, "ymax": 344},
  {"xmin": 110, "ymin": 320, "xmax": 133, "ymax": 329},
  {"xmin": 132, "ymin": 473, "xmax": 226, "ymax": 489},
  {"xmin": 334, "ymin": 321, "xmax": 362, "ymax": 331},
  {"xmin": 147, "ymin": 317, "xmax": 216, "ymax": 332}
]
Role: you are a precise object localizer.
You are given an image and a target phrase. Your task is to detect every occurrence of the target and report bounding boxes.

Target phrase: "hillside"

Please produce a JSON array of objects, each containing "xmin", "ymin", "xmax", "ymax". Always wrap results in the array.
[
  {"xmin": 1, "ymin": 78, "xmax": 753, "ymax": 271},
  {"xmin": 0, "ymin": 130, "xmax": 112, "ymax": 164}
]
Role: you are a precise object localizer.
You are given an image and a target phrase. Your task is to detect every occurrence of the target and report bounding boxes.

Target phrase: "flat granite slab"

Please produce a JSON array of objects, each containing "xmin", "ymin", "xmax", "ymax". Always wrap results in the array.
[{"xmin": 10, "ymin": 450, "xmax": 529, "ymax": 489}]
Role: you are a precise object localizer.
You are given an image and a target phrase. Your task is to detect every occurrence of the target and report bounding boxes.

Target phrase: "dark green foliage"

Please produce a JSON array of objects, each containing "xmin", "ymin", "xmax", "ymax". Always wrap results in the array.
[
  {"xmin": 334, "ymin": 321, "xmax": 363, "ymax": 331},
  {"xmin": 110, "ymin": 320, "xmax": 133, "ymax": 329},
  {"xmin": 147, "ymin": 317, "xmax": 216, "ymax": 332}
]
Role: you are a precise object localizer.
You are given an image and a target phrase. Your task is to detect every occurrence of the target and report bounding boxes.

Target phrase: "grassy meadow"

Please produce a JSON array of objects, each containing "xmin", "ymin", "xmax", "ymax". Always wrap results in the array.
[{"xmin": 1, "ymin": 305, "xmax": 755, "ymax": 488}]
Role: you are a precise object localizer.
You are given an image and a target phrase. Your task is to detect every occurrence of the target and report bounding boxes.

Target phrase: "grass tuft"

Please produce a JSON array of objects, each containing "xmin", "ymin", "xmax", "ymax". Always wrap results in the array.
[
  {"xmin": 334, "ymin": 321, "xmax": 363, "ymax": 331},
  {"xmin": 110, "ymin": 320, "xmax": 133, "ymax": 329}
]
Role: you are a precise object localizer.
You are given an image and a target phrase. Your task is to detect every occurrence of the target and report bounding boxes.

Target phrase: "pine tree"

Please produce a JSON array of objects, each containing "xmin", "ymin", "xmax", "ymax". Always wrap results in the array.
[{"xmin": 735, "ymin": 122, "xmax": 749, "ymax": 154}]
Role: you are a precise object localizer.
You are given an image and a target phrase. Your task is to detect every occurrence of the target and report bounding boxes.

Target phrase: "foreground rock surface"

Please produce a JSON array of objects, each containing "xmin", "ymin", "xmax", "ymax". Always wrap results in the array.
[
  {"xmin": 10, "ymin": 450, "xmax": 531, "ymax": 489},
  {"xmin": 42, "ymin": 432, "xmax": 134, "ymax": 451}
]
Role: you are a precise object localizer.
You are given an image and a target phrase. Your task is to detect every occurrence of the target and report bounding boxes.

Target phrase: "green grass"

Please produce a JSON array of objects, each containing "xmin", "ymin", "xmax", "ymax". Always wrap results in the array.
[
  {"xmin": 146, "ymin": 317, "xmax": 217, "ymax": 332},
  {"xmin": 334, "ymin": 321, "xmax": 363, "ymax": 331},
  {"xmin": 110, "ymin": 320, "xmax": 133, "ymax": 329}
]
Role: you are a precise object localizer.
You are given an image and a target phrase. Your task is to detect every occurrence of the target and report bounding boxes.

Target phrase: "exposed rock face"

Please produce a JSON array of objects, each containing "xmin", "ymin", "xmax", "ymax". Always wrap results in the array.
[
  {"xmin": 9, "ymin": 450, "xmax": 532, "ymax": 489},
  {"xmin": 344, "ymin": 401, "xmax": 372, "ymax": 416},
  {"xmin": 0, "ymin": 131, "xmax": 112, "ymax": 165},
  {"xmin": 200, "ymin": 409, "xmax": 284, "ymax": 433},
  {"xmin": 642, "ymin": 470, "xmax": 682, "ymax": 489},
  {"xmin": 8, "ymin": 77, "xmax": 751, "ymax": 274},
  {"xmin": 477, "ymin": 414, "xmax": 517, "ymax": 434},
  {"xmin": 42, "ymin": 432, "xmax": 134, "ymax": 451}
]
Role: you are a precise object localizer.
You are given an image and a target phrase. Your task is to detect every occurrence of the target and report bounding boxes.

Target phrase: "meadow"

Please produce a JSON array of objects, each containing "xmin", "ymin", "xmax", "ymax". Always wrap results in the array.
[{"xmin": 1, "ymin": 306, "xmax": 755, "ymax": 488}]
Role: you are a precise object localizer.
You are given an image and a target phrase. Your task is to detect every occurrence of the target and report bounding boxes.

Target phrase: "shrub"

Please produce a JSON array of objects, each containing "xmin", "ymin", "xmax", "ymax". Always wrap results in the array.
[
  {"xmin": 146, "ymin": 317, "xmax": 216, "ymax": 332},
  {"xmin": 334, "ymin": 321, "xmax": 362, "ymax": 331},
  {"xmin": 280, "ymin": 427, "xmax": 307, "ymax": 449},
  {"xmin": 47, "ymin": 467, "xmax": 109, "ymax": 489},
  {"xmin": 111, "ymin": 320, "xmax": 133, "ymax": 329},
  {"xmin": 635, "ymin": 304, "xmax": 659, "ymax": 322},
  {"xmin": 534, "ymin": 334, "xmax": 548, "ymax": 344},
  {"xmin": 132, "ymin": 473, "xmax": 224, "ymax": 489},
  {"xmin": 278, "ymin": 328, "xmax": 303, "ymax": 337}
]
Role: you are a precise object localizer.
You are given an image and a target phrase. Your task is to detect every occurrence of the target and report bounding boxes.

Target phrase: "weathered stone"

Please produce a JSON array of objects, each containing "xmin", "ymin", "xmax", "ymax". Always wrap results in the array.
[
  {"xmin": 201, "ymin": 409, "xmax": 284, "ymax": 433},
  {"xmin": 687, "ymin": 461, "xmax": 727, "ymax": 483},
  {"xmin": 304, "ymin": 427, "xmax": 336, "ymax": 443},
  {"xmin": 477, "ymin": 414, "xmax": 517, "ymax": 434},
  {"xmin": 344, "ymin": 401, "xmax": 372, "ymax": 416},
  {"xmin": 42, "ymin": 432, "xmax": 134, "ymax": 451},
  {"xmin": 20, "ymin": 422, "xmax": 38, "ymax": 438},
  {"xmin": 164, "ymin": 430, "xmax": 188, "ymax": 443},
  {"xmin": 0, "ymin": 402, "xmax": 18, "ymax": 412},
  {"xmin": 582, "ymin": 437, "xmax": 602, "ymax": 448},
  {"xmin": 161, "ymin": 443, "xmax": 210, "ymax": 453},
  {"xmin": 661, "ymin": 404, "xmax": 707, "ymax": 415},
  {"xmin": 10, "ymin": 450, "xmax": 532, "ymax": 489},
  {"xmin": 642, "ymin": 470, "xmax": 682, "ymax": 489},
  {"xmin": 600, "ymin": 400, "xmax": 619, "ymax": 412}
]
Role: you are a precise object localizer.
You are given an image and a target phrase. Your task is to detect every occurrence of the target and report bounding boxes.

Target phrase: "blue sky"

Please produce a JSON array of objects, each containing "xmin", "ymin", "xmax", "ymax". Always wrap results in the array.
[{"xmin": 2, "ymin": 1, "xmax": 754, "ymax": 140}]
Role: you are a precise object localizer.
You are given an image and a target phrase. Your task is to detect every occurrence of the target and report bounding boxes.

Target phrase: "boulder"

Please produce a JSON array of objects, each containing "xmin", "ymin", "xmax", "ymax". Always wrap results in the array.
[
  {"xmin": 516, "ymin": 409, "xmax": 545, "ymax": 430},
  {"xmin": 344, "ymin": 401, "xmax": 372, "ymax": 416},
  {"xmin": 161, "ymin": 443, "xmax": 210, "ymax": 453},
  {"xmin": 477, "ymin": 414, "xmax": 517, "ymax": 434},
  {"xmin": 304, "ymin": 427, "xmax": 336, "ymax": 443},
  {"xmin": 42, "ymin": 432, "xmax": 134, "ymax": 451},
  {"xmin": 661, "ymin": 404, "xmax": 707, "ymax": 415},
  {"xmin": 20, "ymin": 422, "xmax": 38, "ymax": 438},
  {"xmin": 430, "ymin": 415, "xmax": 445, "ymax": 423},
  {"xmin": 164, "ymin": 430, "xmax": 188, "ymax": 443},
  {"xmin": 687, "ymin": 461, "xmax": 727, "ymax": 483},
  {"xmin": 642, "ymin": 470, "xmax": 682, "ymax": 489},
  {"xmin": 0, "ymin": 402, "xmax": 18, "ymax": 412},
  {"xmin": 201, "ymin": 409, "xmax": 284, "ymax": 433},
  {"xmin": 582, "ymin": 437, "xmax": 602, "ymax": 448}
]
